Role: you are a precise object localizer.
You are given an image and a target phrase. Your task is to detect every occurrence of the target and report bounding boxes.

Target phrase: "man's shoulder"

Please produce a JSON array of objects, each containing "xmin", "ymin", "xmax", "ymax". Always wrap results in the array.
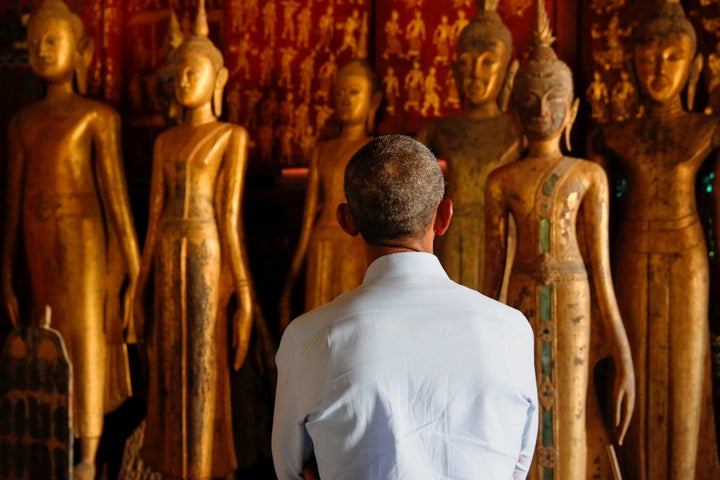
[
  {"xmin": 278, "ymin": 295, "xmax": 357, "ymax": 354},
  {"xmin": 447, "ymin": 282, "xmax": 530, "ymax": 330}
]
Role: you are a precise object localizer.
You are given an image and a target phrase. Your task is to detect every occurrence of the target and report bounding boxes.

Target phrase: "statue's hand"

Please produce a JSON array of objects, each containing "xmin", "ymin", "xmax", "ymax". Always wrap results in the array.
[
  {"xmin": 4, "ymin": 291, "xmax": 20, "ymax": 328},
  {"xmin": 613, "ymin": 355, "xmax": 635, "ymax": 445},
  {"xmin": 123, "ymin": 279, "xmax": 137, "ymax": 343},
  {"xmin": 2, "ymin": 280, "xmax": 19, "ymax": 327},
  {"xmin": 131, "ymin": 287, "xmax": 145, "ymax": 345},
  {"xmin": 232, "ymin": 291, "xmax": 253, "ymax": 371}
]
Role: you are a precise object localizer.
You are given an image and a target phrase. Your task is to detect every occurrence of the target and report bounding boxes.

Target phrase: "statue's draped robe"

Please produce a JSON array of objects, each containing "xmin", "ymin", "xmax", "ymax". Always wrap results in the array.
[
  {"xmin": 142, "ymin": 123, "xmax": 237, "ymax": 478},
  {"xmin": 594, "ymin": 115, "xmax": 720, "ymax": 479},
  {"xmin": 421, "ymin": 113, "xmax": 519, "ymax": 291},
  {"xmin": 304, "ymin": 143, "xmax": 366, "ymax": 311},
  {"xmin": 493, "ymin": 157, "xmax": 619, "ymax": 479},
  {"xmin": 15, "ymin": 103, "xmax": 132, "ymax": 438}
]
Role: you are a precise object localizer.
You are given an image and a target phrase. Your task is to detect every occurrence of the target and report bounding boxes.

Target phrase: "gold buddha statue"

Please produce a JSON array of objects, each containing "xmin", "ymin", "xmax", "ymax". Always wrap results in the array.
[
  {"xmin": 482, "ymin": 2, "xmax": 635, "ymax": 478},
  {"xmin": 279, "ymin": 59, "xmax": 382, "ymax": 330},
  {"xmin": 1, "ymin": 1, "xmax": 139, "ymax": 477},
  {"xmin": 588, "ymin": 1, "xmax": 720, "ymax": 478},
  {"xmin": 132, "ymin": 0, "xmax": 254, "ymax": 476},
  {"xmin": 416, "ymin": 0, "xmax": 521, "ymax": 293}
]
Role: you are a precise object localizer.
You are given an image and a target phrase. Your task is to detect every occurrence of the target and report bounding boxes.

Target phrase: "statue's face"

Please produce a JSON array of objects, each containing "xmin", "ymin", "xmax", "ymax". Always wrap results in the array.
[
  {"xmin": 334, "ymin": 73, "xmax": 373, "ymax": 125},
  {"xmin": 634, "ymin": 33, "xmax": 693, "ymax": 104},
  {"xmin": 514, "ymin": 70, "xmax": 572, "ymax": 141},
  {"xmin": 455, "ymin": 39, "xmax": 509, "ymax": 107},
  {"xmin": 27, "ymin": 17, "xmax": 76, "ymax": 83},
  {"xmin": 174, "ymin": 50, "xmax": 216, "ymax": 109}
]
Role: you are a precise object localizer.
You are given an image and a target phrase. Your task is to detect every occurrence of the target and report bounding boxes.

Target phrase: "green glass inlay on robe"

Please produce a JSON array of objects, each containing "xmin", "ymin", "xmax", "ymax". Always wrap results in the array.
[
  {"xmin": 543, "ymin": 467, "xmax": 554, "ymax": 480},
  {"xmin": 540, "ymin": 218, "xmax": 550, "ymax": 253},
  {"xmin": 543, "ymin": 410, "xmax": 554, "ymax": 446},
  {"xmin": 543, "ymin": 173, "xmax": 559, "ymax": 195},
  {"xmin": 542, "ymin": 342, "xmax": 551, "ymax": 376},
  {"xmin": 540, "ymin": 285, "xmax": 551, "ymax": 322}
]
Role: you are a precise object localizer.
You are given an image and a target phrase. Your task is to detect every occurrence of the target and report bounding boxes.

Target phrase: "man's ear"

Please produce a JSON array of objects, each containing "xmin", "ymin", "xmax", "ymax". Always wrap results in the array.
[
  {"xmin": 433, "ymin": 199, "xmax": 453, "ymax": 236},
  {"xmin": 336, "ymin": 203, "xmax": 360, "ymax": 237}
]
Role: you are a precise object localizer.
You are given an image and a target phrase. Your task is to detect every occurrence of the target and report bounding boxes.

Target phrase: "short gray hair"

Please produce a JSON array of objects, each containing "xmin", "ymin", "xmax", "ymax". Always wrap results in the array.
[{"xmin": 344, "ymin": 135, "xmax": 445, "ymax": 244}]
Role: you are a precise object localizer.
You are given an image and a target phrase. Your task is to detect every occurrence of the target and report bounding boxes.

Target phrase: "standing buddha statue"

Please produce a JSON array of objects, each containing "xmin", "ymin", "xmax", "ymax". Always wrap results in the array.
[
  {"xmin": 483, "ymin": 1, "xmax": 635, "ymax": 478},
  {"xmin": 279, "ymin": 59, "xmax": 382, "ymax": 330},
  {"xmin": 588, "ymin": 0, "xmax": 720, "ymax": 478},
  {"xmin": 416, "ymin": 0, "xmax": 521, "ymax": 292},
  {"xmin": 132, "ymin": 0, "xmax": 254, "ymax": 477},
  {"xmin": 1, "ymin": 0, "xmax": 140, "ymax": 478}
]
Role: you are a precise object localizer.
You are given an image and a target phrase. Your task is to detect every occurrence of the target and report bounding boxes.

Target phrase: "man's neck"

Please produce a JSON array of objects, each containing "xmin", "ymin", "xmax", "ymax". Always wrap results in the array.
[{"xmin": 364, "ymin": 234, "xmax": 434, "ymax": 265}]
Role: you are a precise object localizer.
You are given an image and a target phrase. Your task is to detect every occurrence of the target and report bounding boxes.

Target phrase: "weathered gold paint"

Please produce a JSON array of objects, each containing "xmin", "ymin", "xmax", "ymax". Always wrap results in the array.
[
  {"xmin": 133, "ymin": 2, "xmax": 253, "ymax": 477},
  {"xmin": 416, "ymin": 0, "xmax": 521, "ymax": 293},
  {"xmin": 588, "ymin": 2, "xmax": 720, "ymax": 478},
  {"xmin": 484, "ymin": 3, "xmax": 634, "ymax": 478},
  {"xmin": 0, "ymin": 1, "xmax": 139, "ymax": 478},
  {"xmin": 280, "ymin": 60, "xmax": 381, "ymax": 331}
]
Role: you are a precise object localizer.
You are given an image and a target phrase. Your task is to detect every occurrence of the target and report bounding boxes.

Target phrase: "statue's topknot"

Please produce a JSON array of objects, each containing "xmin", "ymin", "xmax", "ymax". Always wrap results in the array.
[
  {"xmin": 170, "ymin": 0, "xmax": 223, "ymax": 72},
  {"xmin": 457, "ymin": 0, "xmax": 512, "ymax": 55},
  {"xmin": 634, "ymin": 0, "xmax": 696, "ymax": 52},
  {"xmin": 29, "ymin": 0, "xmax": 85, "ymax": 42},
  {"xmin": 513, "ymin": 0, "xmax": 572, "ymax": 95}
]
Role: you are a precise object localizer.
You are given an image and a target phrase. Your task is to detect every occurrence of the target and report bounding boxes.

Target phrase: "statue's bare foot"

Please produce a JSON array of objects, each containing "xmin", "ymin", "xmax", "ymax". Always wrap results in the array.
[{"xmin": 74, "ymin": 460, "xmax": 95, "ymax": 480}]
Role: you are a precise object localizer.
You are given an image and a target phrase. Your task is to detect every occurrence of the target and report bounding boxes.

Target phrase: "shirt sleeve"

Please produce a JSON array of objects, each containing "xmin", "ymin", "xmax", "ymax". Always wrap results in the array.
[
  {"xmin": 514, "ymin": 318, "xmax": 539, "ymax": 480},
  {"xmin": 272, "ymin": 331, "xmax": 313, "ymax": 480}
]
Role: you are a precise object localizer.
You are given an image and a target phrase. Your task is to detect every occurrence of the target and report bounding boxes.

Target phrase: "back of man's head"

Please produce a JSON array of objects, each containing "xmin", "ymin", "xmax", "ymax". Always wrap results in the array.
[{"xmin": 344, "ymin": 135, "xmax": 445, "ymax": 245}]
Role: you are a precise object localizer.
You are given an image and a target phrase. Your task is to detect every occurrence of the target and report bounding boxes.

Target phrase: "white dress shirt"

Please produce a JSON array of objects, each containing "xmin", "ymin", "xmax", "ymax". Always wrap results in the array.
[{"xmin": 272, "ymin": 252, "xmax": 538, "ymax": 480}]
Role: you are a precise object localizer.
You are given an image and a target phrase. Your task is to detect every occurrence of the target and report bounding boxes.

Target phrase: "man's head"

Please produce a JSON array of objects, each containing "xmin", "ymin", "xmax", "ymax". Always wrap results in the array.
[{"xmin": 341, "ymin": 135, "xmax": 447, "ymax": 246}]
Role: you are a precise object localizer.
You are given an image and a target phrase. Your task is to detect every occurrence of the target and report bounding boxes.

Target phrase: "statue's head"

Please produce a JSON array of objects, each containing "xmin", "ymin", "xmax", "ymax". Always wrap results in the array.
[
  {"xmin": 334, "ymin": 59, "xmax": 382, "ymax": 133},
  {"xmin": 453, "ymin": 0, "xmax": 513, "ymax": 108},
  {"xmin": 27, "ymin": 0, "xmax": 93, "ymax": 93},
  {"xmin": 511, "ymin": 0, "xmax": 578, "ymax": 146},
  {"xmin": 633, "ymin": 0, "xmax": 699, "ymax": 105},
  {"xmin": 170, "ymin": 0, "xmax": 227, "ymax": 117}
]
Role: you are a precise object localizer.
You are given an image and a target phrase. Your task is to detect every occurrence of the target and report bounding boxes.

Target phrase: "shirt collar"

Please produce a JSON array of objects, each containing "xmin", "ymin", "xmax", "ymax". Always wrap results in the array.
[{"xmin": 362, "ymin": 252, "xmax": 449, "ymax": 285}]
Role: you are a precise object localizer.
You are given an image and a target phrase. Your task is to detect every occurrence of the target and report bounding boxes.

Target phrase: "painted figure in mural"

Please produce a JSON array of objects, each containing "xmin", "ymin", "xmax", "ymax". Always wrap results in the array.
[
  {"xmin": 421, "ymin": 66, "xmax": 441, "ymax": 116},
  {"xmin": 297, "ymin": 4, "xmax": 312, "ymax": 49},
  {"xmin": 587, "ymin": 70, "xmax": 609, "ymax": 123},
  {"xmin": 405, "ymin": 9, "xmax": 426, "ymax": 59},
  {"xmin": 229, "ymin": 32, "xmax": 255, "ymax": 80},
  {"xmin": 318, "ymin": 5, "xmax": 335, "ymax": 53},
  {"xmin": 338, "ymin": 9, "xmax": 362, "ymax": 57},
  {"xmin": 262, "ymin": 1, "xmax": 276, "ymax": 45},
  {"xmin": 483, "ymin": 3, "xmax": 635, "ymax": 479},
  {"xmin": 415, "ymin": 0, "xmax": 520, "ymax": 292},
  {"xmin": 316, "ymin": 54, "xmax": 338, "ymax": 103},
  {"xmin": 1, "ymin": 0, "xmax": 140, "ymax": 478},
  {"xmin": 451, "ymin": 9, "xmax": 469, "ymax": 43},
  {"xmin": 404, "ymin": 59, "xmax": 423, "ymax": 112},
  {"xmin": 280, "ymin": 0, "xmax": 300, "ymax": 41},
  {"xmin": 259, "ymin": 44, "xmax": 274, "ymax": 86},
  {"xmin": 279, "ymin": 46, "xmax": 298, "ymax": 88},
  {"xmin": 433, "ymin": 15, "xmax": 452, "ymax": 66},
  {"xmin": 299, "ymin": 54, "xmax": 315, "ymax": 100},
  {"xmin": 133, "ymin": 1, "xmax": 254, "ymax": 477},
  {"xmin": 588, "ymin": 1, "xmax": 720, "ymax": 478},
  {"xmin": 279, "ymin": 60, "xmax": 382, "ymax": 331},
  {"xmin": 610, "ymin": 70, "xmax": 637, "ymax": 121},
  {"xmin": 383, "ymin": 9, "xmax": 403, "ymax": 60},
  {"xmin": 383, "ymin": 66, "xmax": 400, "ymax": 115}
]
